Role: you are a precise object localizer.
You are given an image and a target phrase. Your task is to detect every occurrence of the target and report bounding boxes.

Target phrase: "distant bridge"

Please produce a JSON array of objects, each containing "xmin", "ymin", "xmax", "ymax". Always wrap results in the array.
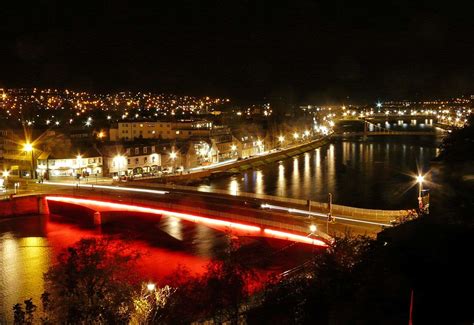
[{"xmin": 332, "ymin": 130, "xmax": 439, "ymax": 137}]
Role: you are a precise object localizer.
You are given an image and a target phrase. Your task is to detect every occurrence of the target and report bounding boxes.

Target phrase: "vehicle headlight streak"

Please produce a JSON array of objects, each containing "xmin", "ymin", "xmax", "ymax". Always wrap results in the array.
[
  {"xmin": 45, "ymin": 196, "xmax": 329, "ymax": 247},
  {"xmin": 261, "ymin": 203, "xmax": 392, "ymax": 227}
]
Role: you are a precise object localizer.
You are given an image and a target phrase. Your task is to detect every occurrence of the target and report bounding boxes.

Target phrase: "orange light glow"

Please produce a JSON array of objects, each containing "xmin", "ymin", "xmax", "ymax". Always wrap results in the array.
[{"xmin": 264, "ymin": 229, "xmax": 328, "ymax": 247}]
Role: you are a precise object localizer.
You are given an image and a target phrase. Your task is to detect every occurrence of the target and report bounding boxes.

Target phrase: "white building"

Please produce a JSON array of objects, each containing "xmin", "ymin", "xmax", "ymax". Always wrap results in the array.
[{"xmin": 37, "ymin": 148, "xmax": 103, "ymax": 178}]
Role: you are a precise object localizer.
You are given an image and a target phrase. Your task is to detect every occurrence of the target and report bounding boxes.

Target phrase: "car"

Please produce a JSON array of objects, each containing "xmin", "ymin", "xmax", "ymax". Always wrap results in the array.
[{"xmin": 162, "ymin": 167, "xmax": 172, "ymax": 174}]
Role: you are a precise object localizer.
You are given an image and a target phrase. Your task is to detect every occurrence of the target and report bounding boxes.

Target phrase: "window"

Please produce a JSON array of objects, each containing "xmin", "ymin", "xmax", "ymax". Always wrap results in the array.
[
  {"xmin": 135, "ymin": 148, "xmax": 139, "ymax": 154},
  {"xmin": 126, "ymin": 149, "xmax": 131, "ymax": 155},
  {"xmin": 152, "ymin": 156, "xmax": 156, "ymax": 163},
  {"xmin": 144, "ymin": 147, "xmax": 147, "ymax": 153},
  {"xmin": 135, "ymin": 158, "xmax": 139, "ymax": 164},
  {"xmin": 127, "ymin": 159, "xmax": 131, "ymax": 164},
  {"xmin": 152, "ymin": 146, "xmax": 155, "ymax": 153},
  {"xmin": 144, "ymin": 157, "xmax": 148, "ymax": 163}
]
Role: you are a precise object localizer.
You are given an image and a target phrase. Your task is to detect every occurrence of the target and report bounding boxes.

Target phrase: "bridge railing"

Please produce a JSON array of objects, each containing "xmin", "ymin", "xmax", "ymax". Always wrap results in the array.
[{"xmin": 129, "ymin": 182, "xmax": 407, "ymax": 222}]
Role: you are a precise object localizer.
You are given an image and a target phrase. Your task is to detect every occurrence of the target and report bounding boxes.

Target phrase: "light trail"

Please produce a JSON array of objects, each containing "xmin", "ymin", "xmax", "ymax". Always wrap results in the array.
[
  {"xmin": 45, "ymin": 196, "xmax": 329, "ymax": 247},
  {"xmin": 188, "ymin": 158, "xmax": 237, "ymax": 171},
  {"xmin": 264, "ymin": 229, "xmax": 328, "ymax": 247},
  {"xmin": 42, "ymin": 181, "xmax": 169, "ymax": 195},
  {"xmin": 261, "ymin": 203, "xmax": 392, "ymax": 227}
]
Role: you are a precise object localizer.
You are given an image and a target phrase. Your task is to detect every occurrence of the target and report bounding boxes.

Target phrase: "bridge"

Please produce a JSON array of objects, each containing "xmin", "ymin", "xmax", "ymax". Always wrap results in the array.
[
  {"xmin": 45, "ymin": 194, "xmax": 330, "ymax": 247},
  {"xmin": 2, "ymin": 181, "xmax": 410, "ymax": 248},
  {"xmin": 333, "ymin": 117, "xmax": 443, "ymax": 137},
  {"xmin": 332, "ymin": 130, "xmax": 439, "ymax": 137}
]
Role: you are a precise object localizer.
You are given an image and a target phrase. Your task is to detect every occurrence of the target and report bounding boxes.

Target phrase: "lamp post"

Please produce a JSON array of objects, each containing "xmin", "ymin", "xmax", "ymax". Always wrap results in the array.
[
  {"xmin": 416, "ymin": 174, "xmax": 424, "ymax": 211},
  {"xmin": 2, "ymin": 170, "xmax": 9, "ymax": 191},
  {"xmin": 23, "ymin": 143, "xmax": 34, "ymax": 179},
  {"xmin": 278, "ymin": 135, "xmax": 285, "ymax": 148},
  {"xmin": 170, "ymin": 151, "xmax": 177, "ymax": 173},
  {"xmin": 113, "ymin": 155, "xmax": 126, "ymax": 181}
]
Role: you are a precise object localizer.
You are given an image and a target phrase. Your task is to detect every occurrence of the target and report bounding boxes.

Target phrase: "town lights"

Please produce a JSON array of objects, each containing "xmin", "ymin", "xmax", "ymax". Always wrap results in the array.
[
  {"xmin": 170, "ymin": 152, "xmax": 177, "ymax": 160},
  {"xmin": 304, "ymin": 130, "xmax": 310, "ymax": 137},
  {"xmin": 293, "ymin": 132, "xmax": 299, "ymax": 139},
  {"xmin": 309, "ymin": 224, "xmax": 317, "ymax": 233},
  {"xmin": 231, "ymin": 144, "xmax": 237, "ymax": 151},
  {"xmin": 278, "ymin": 135, "xmax": 285, "ymax": 143},
  {"xmin": 256, "ymin": 140, "xmax": 263, "ymax": 146},
  {"xmin": 2, "ymin": 170, "xmax": 9, "ymax": 178}
]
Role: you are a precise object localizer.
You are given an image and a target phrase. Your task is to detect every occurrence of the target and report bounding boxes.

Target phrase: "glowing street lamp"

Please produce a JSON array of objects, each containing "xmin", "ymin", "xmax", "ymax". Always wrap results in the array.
[
  {"xmin": 23, "ymin": 143, "xmax": 33, "ymax": 152},
  {"xmin": 23, "ymin": 142, "xmax": 35, "ymax": 179},
  {"xmin": 309, "ymin": 224, "xmax": 317, "ymax": 233},
  {"xmin": 231, "ymin": 144, "xmax": 237, "ymax": 151},
  {"xmin": 304, "ymin": 130, "xmax": 310, "ymax": 137},
  {"xmin": 293, "ymin": 132, "xmax": 299, "ymax": 140},
  {"xmin": 416, "ymin": 174, "xmax": 424, "ymax": 199},
  {"xmin": 113, "ymin": 155, "xmax": 126, "ymax": 180},
  {"xmin": 147, "ymin": 283, "xmax": 156, "ymax": 291},
  {"xmin": 2, "ymin": 170, "xmax": 9, "ymax": 178},
  {"xmin": 170, "ymin": 151, "xmax": 178, "ymax": 173},
  {"xmin": 278, "ymin": 135, "xmax": 285, "ymax": 143}
]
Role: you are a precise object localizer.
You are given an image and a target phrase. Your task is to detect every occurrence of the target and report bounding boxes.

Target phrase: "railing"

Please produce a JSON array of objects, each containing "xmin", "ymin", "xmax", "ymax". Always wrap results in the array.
[{"xmin": 129, "ymin": 181, "xmax": 408, "ymax": 221}]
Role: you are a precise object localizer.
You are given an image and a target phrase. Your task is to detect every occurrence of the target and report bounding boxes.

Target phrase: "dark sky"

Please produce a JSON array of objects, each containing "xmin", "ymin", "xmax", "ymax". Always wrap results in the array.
[{"xmin": 1, "ymin": 0, "xmax": 473, "ymax": 103}]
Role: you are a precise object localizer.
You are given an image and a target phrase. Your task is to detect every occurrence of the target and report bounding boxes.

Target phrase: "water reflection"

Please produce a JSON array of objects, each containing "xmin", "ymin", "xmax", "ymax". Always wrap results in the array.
[
  {"xmin": 229, "ymin": 179, "xmax": 239, "ymax": 195},
  {"xmin": 209, "ymin": 136, "xmax": 440, "ymax": 210},
  {"xmin": 277, "ymin": 163, "xmax": 286, "ymax": 197}
]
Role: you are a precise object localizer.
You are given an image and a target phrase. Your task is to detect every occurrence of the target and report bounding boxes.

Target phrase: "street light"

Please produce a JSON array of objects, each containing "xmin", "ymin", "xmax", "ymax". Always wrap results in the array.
[
  {"xmin": 113, "ymin": 155, "xmax": 126, "ymax": 180},
  {"xmin": 293, "ymin": 132, "xmax": 299, "ymax": 140},
  {"xmin": 278, "ymin": 135, "xmax": 285, "ymax": 143},
  {"xmin": 231, "ymin": 144, "xmax": 237, "ymax": 151},
  {"xmin": 23, "ymin": 142, "xmax": 35, "ymax": 179},
  {"xmin": 309, "ymin": 224, "xmax": 317, "ymax": 233},
  {"xmin": 416, "ymin": 174, "xmax": 424, "ymax": 199},
  {"xmin": 147, "ymin": 283, "xmax": 156, "ymax": 291},
  {"xmin": 170, "ymin": 151, "xmax": 177, "ymax": 173}
]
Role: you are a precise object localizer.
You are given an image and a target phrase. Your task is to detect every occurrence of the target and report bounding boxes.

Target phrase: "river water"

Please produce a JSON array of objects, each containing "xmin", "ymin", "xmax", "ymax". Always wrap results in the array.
[{"xmin": 0, "ymin": 121, "xmax": 447, "ymax": 322}]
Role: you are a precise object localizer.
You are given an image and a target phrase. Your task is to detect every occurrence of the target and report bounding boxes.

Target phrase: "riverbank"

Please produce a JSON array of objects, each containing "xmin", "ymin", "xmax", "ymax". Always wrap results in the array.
[{"xmin": 143, "ymin": 136, "xmax": 331, "ymax": 184}]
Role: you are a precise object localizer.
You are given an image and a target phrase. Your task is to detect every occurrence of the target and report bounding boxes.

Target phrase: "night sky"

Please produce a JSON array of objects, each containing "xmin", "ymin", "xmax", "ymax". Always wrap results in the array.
[{"xmin": 1, "ymin": 1, "xmax": 473, "ymax": 103}]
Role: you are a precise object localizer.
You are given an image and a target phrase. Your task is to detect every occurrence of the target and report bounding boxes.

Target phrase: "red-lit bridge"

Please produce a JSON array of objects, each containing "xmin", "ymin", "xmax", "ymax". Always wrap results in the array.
[
  {"xmin": 9, "ymin": 182, "xmax": 406, "ymax": 247},
  {"xmin": 45, "ymin": 195, "xmax": 330, "ymax": 247}
]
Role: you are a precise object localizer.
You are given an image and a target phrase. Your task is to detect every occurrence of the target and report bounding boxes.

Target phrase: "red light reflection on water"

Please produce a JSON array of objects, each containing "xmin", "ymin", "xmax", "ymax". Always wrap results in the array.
[{"xmin": 45, "ymin": 221, "xmax": 210, "ymax": 283}]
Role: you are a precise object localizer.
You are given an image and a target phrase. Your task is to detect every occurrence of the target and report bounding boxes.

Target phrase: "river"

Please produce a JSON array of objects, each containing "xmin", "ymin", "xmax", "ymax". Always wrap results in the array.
[{"xmin": 0, "ymin": 120, "xmax": 447, "ymax": 322}]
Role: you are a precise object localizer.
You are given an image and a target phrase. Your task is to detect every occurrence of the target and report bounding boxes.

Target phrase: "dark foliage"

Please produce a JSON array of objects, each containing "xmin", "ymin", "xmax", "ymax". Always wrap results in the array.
[{"xmin": 438, "ymin": 114, "xmax": 474, "ymax": 162}]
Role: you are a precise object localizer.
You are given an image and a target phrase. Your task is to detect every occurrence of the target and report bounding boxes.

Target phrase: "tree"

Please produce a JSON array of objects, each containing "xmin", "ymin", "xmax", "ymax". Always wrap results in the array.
[
  {"xmin": 159, "ymin": 242, "xmax": 256, "ymax": 324},
  {"xmin": 42, "ymin": 237, "xmax": 140, "ymax": 324},
  {"xmin": 438, "ymin": 114, "xmax": 474, "ymax": 162}
]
